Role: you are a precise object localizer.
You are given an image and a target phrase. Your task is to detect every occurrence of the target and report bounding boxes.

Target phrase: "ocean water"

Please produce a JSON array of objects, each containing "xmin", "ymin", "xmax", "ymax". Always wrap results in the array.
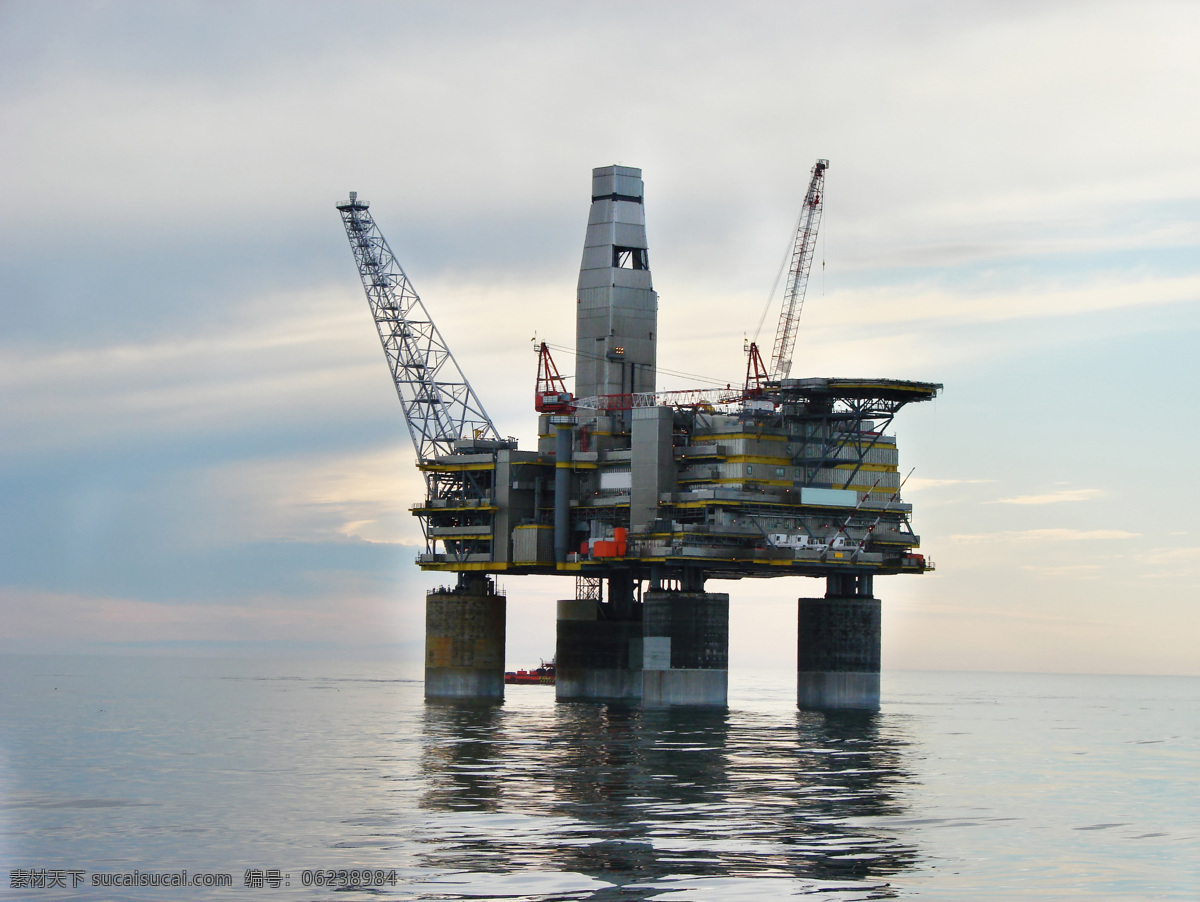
[{"xmin": 0, "ymin": 656, "xmax": 1196, "ymax": 901}]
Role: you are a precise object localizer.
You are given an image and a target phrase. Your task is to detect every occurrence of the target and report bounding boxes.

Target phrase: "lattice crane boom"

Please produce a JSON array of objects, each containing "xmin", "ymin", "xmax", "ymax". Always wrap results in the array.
[
  {"xmin": 336, "ymin": 193, "xmax": 501, "ymax": 462},
  {"xmin": 769, "ymin": 158, "xmax": 828, "ymax": 381}
]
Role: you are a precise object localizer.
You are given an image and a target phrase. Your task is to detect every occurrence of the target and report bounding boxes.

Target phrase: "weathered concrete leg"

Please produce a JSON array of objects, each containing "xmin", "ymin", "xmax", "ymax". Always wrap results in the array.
[
  {"xmin": 424, "ymin": 586, "xmax": 505, "ymax": 700},
  {"xmin": 797, "ymin": 584, "xmax": 880, "ymax": 711},
  {"xmin": 555, "ymin": 599, "xmax": 643, "ymax": 700},
  {"xmin": 642, "ymin": 590, "xmax": 729, "ymax": 707}
]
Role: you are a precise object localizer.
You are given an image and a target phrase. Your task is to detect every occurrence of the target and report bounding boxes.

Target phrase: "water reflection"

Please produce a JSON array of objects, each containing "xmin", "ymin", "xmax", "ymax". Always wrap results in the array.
[
  {"xmin": 417, "ymin": 699, "xmax": 918, "ymax": 898},
  {"xmin": 419, "ymin": 700, "xmax": 507, "ymax": 812}
]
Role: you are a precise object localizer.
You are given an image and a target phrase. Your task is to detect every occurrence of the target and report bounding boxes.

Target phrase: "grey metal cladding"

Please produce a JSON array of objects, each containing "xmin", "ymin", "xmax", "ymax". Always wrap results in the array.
[
  {"xmin": 613, "ymin": 223, "xmax": 648, "ymax": 248},
  {"xmin": 575, "ymin": 164, "xmax": 657, "ymax": 401},
  {"xmin": 592, "ymin": 172, "xmax": 618, "ymax": 197},
  {"xmin": 613, "ymin": 269, "xmax": 653, "ymax": 290},
  {"xmin": 580, "ymin": 245, "xmax": 614, "ymax": 270},
  {"xmin": 588, "ymin": 199, "xmax": 647, "ymax": 226},
  {"xmin": 577, "ymin": 268, "xmax": 615, "ymax": 290},
  {"xmin": 583, "ymin": 221, "xmax": 617, "ymax": 247},
  {"xmin": 588, "ymin": 201, "xmax": 612, "ymax": 226},
  {"xmin": 575, "ymin": 269, "xmax": 657, "ymax": 294},
  {"xmin": 616, "ymin": 338, "xmax": 655, "ymax": 362},
  {"xmin": 577, "ymin": 288, "xmax": 610, "ymax": 308},
  {"xmin": 610, "ymin": 286, "xmax": 657, "ymax": 310},
  {"xmin": 613, "ymin": 173, "xmax": 643, "ymax": 198},
  {"xmin": 630, "ymin": 406, "xmax": 674, "ymax": 529},
  {"xmin": 591, "ymin": 165, "xmax": 644, "ymax": 200},
  {"xmin": 614, "ymin": 202, "xmax": 645, "ymax": 225}
]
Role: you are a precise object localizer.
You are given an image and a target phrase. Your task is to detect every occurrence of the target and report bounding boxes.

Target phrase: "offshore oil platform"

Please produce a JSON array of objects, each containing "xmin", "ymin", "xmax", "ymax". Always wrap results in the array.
[{"xmin": 336, "ymin": 162, "xmax": 940, "ymax": 710}]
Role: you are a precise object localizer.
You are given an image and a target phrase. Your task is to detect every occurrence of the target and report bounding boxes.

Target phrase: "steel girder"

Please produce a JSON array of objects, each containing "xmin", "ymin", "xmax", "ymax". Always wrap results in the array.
[{"xmin": 336, "ymin": 195, "xmax": 500, "ymax": 462}]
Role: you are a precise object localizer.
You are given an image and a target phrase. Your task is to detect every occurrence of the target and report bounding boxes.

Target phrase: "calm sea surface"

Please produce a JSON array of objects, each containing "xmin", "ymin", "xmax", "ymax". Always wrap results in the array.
[{"xmin": 0, "ymin": 656, "xmax": 1196, "ymax": 901}]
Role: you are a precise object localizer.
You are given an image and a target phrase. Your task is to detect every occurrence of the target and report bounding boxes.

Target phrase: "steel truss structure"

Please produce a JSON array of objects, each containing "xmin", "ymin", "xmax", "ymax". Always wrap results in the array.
[
  {"xmin": 336, "ymin": 193, "xmax": 501, "ymax": 462},
  {"xmin": 769, "ymin": 159, "xmax": 828, "ymax": 381},
  {"xmin": 768, "ymin": 378, "xmax": 937, "ymax": 490}
]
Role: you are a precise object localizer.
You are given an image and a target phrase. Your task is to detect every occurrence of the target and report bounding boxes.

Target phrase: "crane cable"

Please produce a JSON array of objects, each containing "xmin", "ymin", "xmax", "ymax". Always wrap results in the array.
[
  {"xmin": 821, "ymin": 176, "xmax": 828, "ymax": 298},
  {"xmin": 752, "ymin": 206, "xmax": 805, "ymax": 344},
  {"xmin": 536, "ymin": 340, "xmax": 737, "ymax": 389}
]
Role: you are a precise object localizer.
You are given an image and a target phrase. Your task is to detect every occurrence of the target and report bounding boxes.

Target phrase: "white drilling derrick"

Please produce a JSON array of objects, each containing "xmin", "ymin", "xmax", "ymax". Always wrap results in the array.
[
  {"xmin": 769, "ymin": 158, "xmax": 828, "ymax": 381},
  {"xmin": 336, "ymin": 192, "xmax": 502, "ymax": 462}
]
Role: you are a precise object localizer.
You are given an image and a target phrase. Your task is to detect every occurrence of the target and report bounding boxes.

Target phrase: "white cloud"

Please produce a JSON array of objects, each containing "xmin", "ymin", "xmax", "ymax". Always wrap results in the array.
[
  {"xmin": 885, "ymin": 599, "xmax": 1112, "ymax": 628},
  {"xmin": 0, "ymin": 585, "xmax": 415, "ymax": 648},
  {"xmin": 950, "ymin": 528, "xmax": 1140, "ymax": 543},
  {"xmin": 906, "ymin": 477, "xmax": 996, "ymax": 490},
  {"xmin": 2, "ymin": 0, "xmax": 1197, "ymax": 257},
  {"xmin": 202, "ymin": 446, "xmax": 426, "ymax": 547},
  {"xmin": 992, "ymin": 488, "xmax": 1105, "ymax": 505},
  {"xmin": 1019, "ymin": 564, "xmax": 1104, "ymax": 578},
  {"xmin": 0, "ymin": 285, "xmax": 386, "ymax": 455},
  {"xmin": 795, "ymin": 276, "xmax": 1200, "ymax": 332},
  {"xmin": 1142, "ymin": 546, "xmax": 1200, "ymax": 569}
]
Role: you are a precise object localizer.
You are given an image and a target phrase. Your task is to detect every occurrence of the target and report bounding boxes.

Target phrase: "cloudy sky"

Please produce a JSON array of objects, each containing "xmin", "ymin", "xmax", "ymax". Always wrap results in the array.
[{"xmin": 2, "ymin": 0, "xmax": 1197, "ymax": 675}]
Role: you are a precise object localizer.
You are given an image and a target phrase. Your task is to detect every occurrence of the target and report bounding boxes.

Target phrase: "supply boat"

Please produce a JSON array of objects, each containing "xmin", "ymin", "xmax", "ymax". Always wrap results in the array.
[{"xmin": 504, "ymin": 659, "xmax": 556, "ymax": 685}]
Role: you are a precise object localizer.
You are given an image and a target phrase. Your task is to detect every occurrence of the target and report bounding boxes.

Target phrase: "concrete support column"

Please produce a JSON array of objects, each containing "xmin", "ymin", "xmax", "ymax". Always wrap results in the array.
[
  {"xmin": 796, "ymin": 592, "xmax": 881, "ymax": 711},
  {"xmin": 424, "ymin": 587, "xmax": 506, "ymax": 700},
  {"xmin": 555, "ymin": 599, "xmax": 643, "ymax": 700},
  {"xmin": 642, "ymin": 590, "xmax": 729, "ymax": 707}
]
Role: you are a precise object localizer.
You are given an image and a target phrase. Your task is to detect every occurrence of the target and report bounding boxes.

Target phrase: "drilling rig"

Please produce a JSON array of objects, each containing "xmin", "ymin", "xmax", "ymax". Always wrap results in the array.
[{"xmin": 336, "ymin": 165, "xmax": 939, "ymax": 710}]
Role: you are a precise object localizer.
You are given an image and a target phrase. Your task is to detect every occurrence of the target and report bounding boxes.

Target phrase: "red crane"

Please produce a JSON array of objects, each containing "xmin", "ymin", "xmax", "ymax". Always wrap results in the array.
[{"xmin": 534, "ymin": 342, "xmax": 573, "ymax": 413}]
